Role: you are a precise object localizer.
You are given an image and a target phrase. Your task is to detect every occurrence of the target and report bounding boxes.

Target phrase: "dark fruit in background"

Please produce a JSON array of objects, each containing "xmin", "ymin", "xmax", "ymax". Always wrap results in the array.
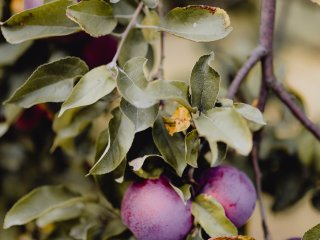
[
  {"xmin": 200, "ymin": 165, "xmax": 257, "ymax": 228},
  {"xmin": 121, "ymin": 177, "xmax": 193, "ymax": 240},
  {"xmin": 15, "ymin": 104, "xmax": 51, "ymax": 132},
  {"xmin": 82, "ymin": 35, "xmax": 118, "ymax": 69}
]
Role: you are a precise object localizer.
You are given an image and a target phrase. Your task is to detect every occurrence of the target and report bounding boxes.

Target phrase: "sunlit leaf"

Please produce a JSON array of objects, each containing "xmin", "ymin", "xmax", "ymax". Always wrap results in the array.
[
  {"xmin": 206, "ymin": 141, "xmax": 227, "ymax": 167},
  {"xmin": 59, "ymin": 65, "xmax": 116, "ymax": 116},
  {"xmin": 120, "ymin": 98, "xmax": 158, "ymax": 132},
  {"xmin": 234, "ymin": 103, "xmax": 266, "ymax": 130},
  {"xmin": 163, "ymin": 106, "xmax": 191, "ymax": 136},
  {"xmin": 160, "ymin": 6, "xmax": 232, "ymax": 42},
  {"xmin": 1, "ymin": 0, "xmax": 80, "ymax": 44},
  {"xmin": 3, "ymin": 185, "xmax": 82, "ymax": 229},
  {"xmin": 66, "ymin": 0, "xmax": 117, "ymax": 37},
  {"xmin": 5, "ymin": 57, "xmax": 88, "ymax": 108},
  {"xmin": 153, "ymin": 116, "xmax": 187, "ymax": 176},
  {"xmin": 193, "ymin": 107, "xmax": 252, "ymax": 155},
  {"xmin": 190, "ymin": 53, "xmax": 219, "ymax": 112},
  {"xmin": 191, "ymin": 194, "xmax": 238, "ymax": 237},
  {"xmin": 89, "ymin": 108, "xmax": 135, "ymax": 175},
  {"xmin": 311, "ymin": 0, "xmax": 320, "ymax": 6}
]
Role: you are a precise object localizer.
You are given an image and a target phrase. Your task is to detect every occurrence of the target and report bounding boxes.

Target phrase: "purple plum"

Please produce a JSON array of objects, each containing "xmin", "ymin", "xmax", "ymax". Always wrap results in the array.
[
  {"xmin": 200, "ymin": 165, "xmax": 257, "ymax": 228},
  {"xmin": 121, "ymin": 178, "xmax": 193, "ymax": 240},
  {"xmin": 24, "ymin": 0, "xmax": 43, "ymax": 9}
]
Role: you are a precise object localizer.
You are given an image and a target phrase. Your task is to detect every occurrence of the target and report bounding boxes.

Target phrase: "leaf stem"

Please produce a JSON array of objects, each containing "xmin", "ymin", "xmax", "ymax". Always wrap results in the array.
[
  {"xmin": 109, "ymin": 2, "xmax": 144, "ymax": 68},
  {"xmin": 157, "ymin": 1, "xmax": 165, "ymax": 80}
]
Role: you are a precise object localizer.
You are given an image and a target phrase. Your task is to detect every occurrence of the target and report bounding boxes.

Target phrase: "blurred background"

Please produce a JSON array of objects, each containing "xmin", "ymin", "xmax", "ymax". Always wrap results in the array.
[{"xmin": 1, "ymin": 0, "xmax": 320, "ymax": 239}]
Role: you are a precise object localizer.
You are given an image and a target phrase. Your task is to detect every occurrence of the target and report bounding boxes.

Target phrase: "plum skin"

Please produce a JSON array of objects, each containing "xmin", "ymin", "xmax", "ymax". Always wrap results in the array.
[
  {"xmin": 200, "ymin": 165, "xmax": 257, "ymax": 228},
  {"xmin": 121, "ymin": 178, "xmax": 193, "ymax": 240}
]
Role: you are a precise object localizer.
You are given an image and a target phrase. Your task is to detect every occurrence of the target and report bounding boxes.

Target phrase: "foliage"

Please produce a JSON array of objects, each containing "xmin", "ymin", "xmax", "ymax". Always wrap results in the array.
[{"xmin": 0, "ymin": 0, "xmax": 319, "ymax": 239}]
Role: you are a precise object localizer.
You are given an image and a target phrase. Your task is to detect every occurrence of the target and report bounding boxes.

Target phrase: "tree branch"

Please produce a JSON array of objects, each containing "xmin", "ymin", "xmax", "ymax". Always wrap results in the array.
[
  {"xmin": 268, "ymin": 77, "xmax": 320, "ymax": 140},
  {"xmin": 227, "ymin": 45, "xmax": 267, "ymax": 99},
  {"xmin": 108, "ymin": 2, "xmax": 144, "ymax": 68}
]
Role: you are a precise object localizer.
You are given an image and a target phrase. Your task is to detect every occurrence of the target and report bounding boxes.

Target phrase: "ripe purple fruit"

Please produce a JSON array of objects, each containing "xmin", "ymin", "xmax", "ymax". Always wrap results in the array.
[
  {"xmin": 121, "ymin": 178, "xmax": 193, "ymax": 240},
  {"xmin": 200, "ymin": 165, "xmax": 256, "ymax": 228}
]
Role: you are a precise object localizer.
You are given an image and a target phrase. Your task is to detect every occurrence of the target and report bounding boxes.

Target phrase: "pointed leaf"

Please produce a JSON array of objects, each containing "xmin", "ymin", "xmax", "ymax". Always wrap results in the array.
[
  {"xmin": 185, "ymin": 130, "xmax": 200, "ymax": 168},
  {"xmin": 5, "ymin": 57, "xmax": 89, "ymax": 108},
  {"xmin": 66, "ymin": 0, "xmax": 117, "ymax": 37},
  {"xmin": 59, "ymin": 65, "xmax": 116, "ymax": 116},
  {"xmin": 1, "ymin": 0, "xmax": 80, "ymax": 44},
  {"xmin": 233, "ymin": 103, "xmax": 266, "ymax": 130},
  {"xmin": 3, "ymin": 185, "xmax": 81, "ymax": 229},
  {"xmin": 117, "ymin": 57, "xmax": 193, "ymax": 111},
  {"xmin": 152, "ymin": 116, "xmax": 187, "ymax": 176},
  {"xmin": 89, "ymin": 108, "xmax": 135, "ymax": 175},
  {"xmin": 191, "ymin": 53, "xmax": 220, "ymax": 112},
  {"xmin": 160, "ymin": 6, "xmax": 232, "ymax": 42},
  {"xmin": 120, "ymin": 98, "xmax": 158, "ymax": 132},
  {"xmin": 193, "ymin": 107, "xmax": 252, "ymax": 155},
  {"xmin": 191, "ymin": 194, "xmax": 238, "ymax": 237}
]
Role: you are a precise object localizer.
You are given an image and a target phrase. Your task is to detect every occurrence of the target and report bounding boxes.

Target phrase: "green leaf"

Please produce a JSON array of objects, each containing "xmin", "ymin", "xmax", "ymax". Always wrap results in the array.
[
  {"xmin": 117, "ymin": 57, "xmax": 193, "ymax": 111},
  {"xmin": 190, "ymin": 53, "xmax": 219, "ymax": 112},
  {"xmin": 170, "ymin": 183, "xmax": 191, "ymax": 204},
  {"xmin": 0, "ymin": 104, "xmax": 22, "ymax": 137},
  {"xmin": 206, "ymin": 141, "xmax": 227, "ymax": 167},
  {"xmin": 191, "ymin": 194, "xmax": 237, "ymax": 237},
  {"xmin": 0, "ymin": 41, "xmax": 33, "ymax": 66},
  {"xmin": 52, "ymin": 101, "xmax": 106, "ymax": 152},
  {"xmin": 234, "ymin": 103, "xmax": 266, "ymax": 130},
  {"xmin": 303, "ymin": 224, "xmax": 320, "ymax": 240},
  {"xmin": 141, "ymin": 11, "xmax": 160, "ymax": 43},
  {"xmin": 129, "ymin": 154, "xmax": 164, "ymax": 179},
  {"xmin": 3, "ymin": 185, "xmax": 81, "ymax": 229},
  {"xmin": 36, "ymin": 204, "xmax": 83, "ymax": 227},
  {"xmin": 185, "ymin": 130, "xmax": 200, "ymax": 168},
  {"xmin": 5, "ymin": 57, "xmax": 89, "ymax": 108},
  {"xmin": 160, "ymin": 6, "xmax": 232, "ymax": 42},
  {"xmin": 186, "ymin": 228, "xmax": 204, "ymax": 240},
  {"xmin": 59, "ymin": 65, "xmax": 117, "ymax": 117},
  {"xmin": 66, "ymin": 0, "xmax": 117, "ymax": 37},
  {"xmin": 142, "ymin": 0, "xmax": 159, "ymax": 9},
  {"xmin": 89, "ymin": 108, "xmax": 135, "ymax": 175},
  {"xmin": 152, "ymin": 116, "xmax": 187, "ymax": 176},
  {"xmin": 1, "ymin": 0, "xmax": 80, "ymax": 44},
  {"xmin": 118, "ymin": 29, "xmax": 149, "ymax": 66},
  {"xmin": 120, "ymin": 98, "xmax": 158, "ymax": 132},
  {"xmin": 193, "ymin": 107, "xmax": 252, "ymax": 155}
]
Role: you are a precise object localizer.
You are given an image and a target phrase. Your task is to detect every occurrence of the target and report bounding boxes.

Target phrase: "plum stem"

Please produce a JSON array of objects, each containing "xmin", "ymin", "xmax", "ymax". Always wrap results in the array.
[{"xmin": 109, "ymin": 1, "xmax": 144, "ymax": 68}]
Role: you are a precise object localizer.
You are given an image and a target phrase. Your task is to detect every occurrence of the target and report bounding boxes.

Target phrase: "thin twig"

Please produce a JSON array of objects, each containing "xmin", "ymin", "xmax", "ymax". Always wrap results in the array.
[
  {"xmin": 109, "ymin": 2, "xmax": 144, "ymax": 68},
  {"xmin": 268, "ymin": 77, "xmax": 320, "ymax": 140},
  {"xmin": 227, "ymin": 45, "xmax": 267, "ymax": 99}
]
